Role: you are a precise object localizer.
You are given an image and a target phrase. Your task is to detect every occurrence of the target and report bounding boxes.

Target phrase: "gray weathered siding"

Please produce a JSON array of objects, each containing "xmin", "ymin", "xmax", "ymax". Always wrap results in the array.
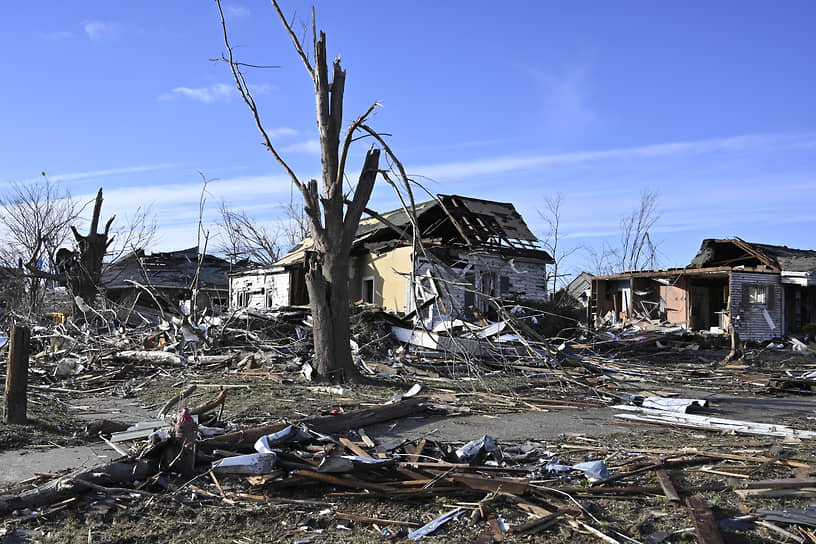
[{"xmin": 730, "ymin": 271, "xmax": 783, "ymax": 341}]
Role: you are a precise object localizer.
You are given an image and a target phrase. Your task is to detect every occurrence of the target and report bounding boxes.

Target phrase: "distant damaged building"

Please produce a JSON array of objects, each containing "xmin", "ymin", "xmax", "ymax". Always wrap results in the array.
[
  {"xmin": 103, "ymin": 247, "xmax": 232, "ymax": 316},
  {"xmin": 590, "ymin": 238, "xmax": 816, "ymax": 340},
  {"xmin": 229, "ymin": 194, "xmax": 553, "ymax": 320}
]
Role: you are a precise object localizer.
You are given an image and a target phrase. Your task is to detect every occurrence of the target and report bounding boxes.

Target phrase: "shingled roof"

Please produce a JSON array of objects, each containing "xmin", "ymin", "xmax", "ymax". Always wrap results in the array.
[{"xmin": 688, "ymin": 238, "xmax": 816, "ymax": 273}]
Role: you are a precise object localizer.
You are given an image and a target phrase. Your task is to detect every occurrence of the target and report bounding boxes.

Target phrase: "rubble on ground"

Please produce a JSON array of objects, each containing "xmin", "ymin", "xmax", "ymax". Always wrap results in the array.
[{"xmin": 2, "ymin": 296, "xmax": 816, "ymax": 542}]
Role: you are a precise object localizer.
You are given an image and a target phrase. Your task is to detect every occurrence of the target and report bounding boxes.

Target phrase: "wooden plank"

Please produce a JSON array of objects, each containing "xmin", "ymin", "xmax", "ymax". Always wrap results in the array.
[
  {"xmin": 295, "ymin": 470, "xmax": 398, "ymax": 493},
  {"xmin": 655, "ymin": 469, "xmax": 681, "ymax": 502},
  {"xmin": 404, "ymin": 439, "xmax": 426, "ymax": 465},
  {"xmin": 487, "ymin": 512, "xmax": 504, "ymax": 541},
  {"xmin": 338, "ymin": 437, "xmax": 372, "ymax": 458},
  {"xmin": 202, "ymin": 398, "xmax": 426, "ymax": 450},
  {"xmin": 452, "ymin": 475, "xmax": 528, "ymax": 495},
  {"xmin": 685, "ymin": 495, "xmax": 725, "ymax": 544},
  {"xmin": 509, "ymin": 508, "xmax": 580, "ymax": 534},
  {"xmin": 733, "ymin": 477, "xmax": 816, "ymax": 490}
]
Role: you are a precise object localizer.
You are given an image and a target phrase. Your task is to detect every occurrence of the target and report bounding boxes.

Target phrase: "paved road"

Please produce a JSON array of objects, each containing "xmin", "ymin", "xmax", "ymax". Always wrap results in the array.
[{"xmin": 2, "ymin": 394, "xmax": 814, "ymax": 483}]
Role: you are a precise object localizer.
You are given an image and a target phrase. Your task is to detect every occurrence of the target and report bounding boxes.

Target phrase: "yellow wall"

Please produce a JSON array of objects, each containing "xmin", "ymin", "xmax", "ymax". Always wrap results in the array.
[{"xmin": 350, "ymin": 246, "xmax": 413, "ymax": 312}]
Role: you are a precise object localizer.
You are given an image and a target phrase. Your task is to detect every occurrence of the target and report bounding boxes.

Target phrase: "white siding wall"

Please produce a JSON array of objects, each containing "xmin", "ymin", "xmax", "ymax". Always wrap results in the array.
[
  {"xmin": 413, "ymin": 254, "xmax": 548, "ymax": 320},
  {"xmin": 229, "ymin": 270, "xmax": 290, "ymax": 309}
]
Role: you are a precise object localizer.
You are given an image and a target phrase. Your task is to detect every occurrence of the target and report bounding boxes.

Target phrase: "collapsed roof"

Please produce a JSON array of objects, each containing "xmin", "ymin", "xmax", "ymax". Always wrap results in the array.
[
  {"xmin": 688, "ymin": 238, "xmax": 816, "ymax": 273},
  {"xmin": 355, "ymin": 194, "xmax": 552, "ymax": 260},
  {"xmin": 103, "ymin": 247, "xmax": 232, "ymax": 291}
]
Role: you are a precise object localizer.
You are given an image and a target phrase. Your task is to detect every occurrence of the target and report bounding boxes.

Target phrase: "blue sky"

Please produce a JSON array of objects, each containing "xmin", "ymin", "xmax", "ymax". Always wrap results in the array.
[{"xmin": 1, "ymin": 1, "xmax": 815, "ymax": 282}]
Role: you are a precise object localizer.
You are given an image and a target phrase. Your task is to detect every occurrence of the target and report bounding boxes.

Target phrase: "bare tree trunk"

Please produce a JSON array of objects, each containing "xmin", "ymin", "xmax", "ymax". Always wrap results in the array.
[
  {"xmin": 218, "ymin": 2, "xmax": 385, "ymax": 383},
  {"xmin": 307, "ymin": 251, "xmax": 356, "ymax": 382},
  {"xmin": 722, "ymin": 324, "xmax": 743, "ymax": 364},
  {"xmin": 69, "ymin": 188, "xmax": 114, "ymax": 305}
]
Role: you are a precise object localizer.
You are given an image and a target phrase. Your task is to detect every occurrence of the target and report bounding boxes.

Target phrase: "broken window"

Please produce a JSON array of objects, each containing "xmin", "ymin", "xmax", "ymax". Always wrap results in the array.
[
  {"xmin": 362, "ymin": 276, "xmax": 375, "ymax": 304},
  {"xmin": 748, "ymin": 285, "xmax": 767, "ymax": 305}
]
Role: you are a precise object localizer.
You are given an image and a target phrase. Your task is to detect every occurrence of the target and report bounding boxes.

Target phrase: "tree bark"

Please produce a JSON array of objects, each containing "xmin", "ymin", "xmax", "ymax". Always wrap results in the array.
[
  {"xmin": 0, "ymin": 459, "xmax": 155, "ymax": 516},
  {"xmin": 4, "ymin": 325, "xmax": 30, "ymax": 424},
  {"xmin": 68, "ymin": 188, "xmax": 114, "ymax": 305},
  {"xmin": 218, "ymin": 4, "xmax": 383, "ymax": 383}
]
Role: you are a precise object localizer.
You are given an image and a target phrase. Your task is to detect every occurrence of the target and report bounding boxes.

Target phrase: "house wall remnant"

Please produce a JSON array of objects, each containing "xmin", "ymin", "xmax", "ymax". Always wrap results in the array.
[
  {"xmin": 730, "ymin": 271, "xmax": 783, "ymax": 341},
  {"xmin": 229, "ymin": 267, "xmax": 290, "ymax": 310},
  {"xmin": 348, "ymin": 249, "xmax": 548, "ymax": 317},
  {"xmin": 660, "ymin": 279, "xmax": 688, "ymax": 325},
  {"xmin": 349, "ymin": 246, "xmax": 413, "ymax": 311}
]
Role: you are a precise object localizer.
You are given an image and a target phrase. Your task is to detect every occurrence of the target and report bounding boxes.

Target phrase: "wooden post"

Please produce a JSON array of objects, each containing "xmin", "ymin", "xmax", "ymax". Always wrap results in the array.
[{"xmin": 5, "ymin": 325, "xmax": 30, "ymax": 424}]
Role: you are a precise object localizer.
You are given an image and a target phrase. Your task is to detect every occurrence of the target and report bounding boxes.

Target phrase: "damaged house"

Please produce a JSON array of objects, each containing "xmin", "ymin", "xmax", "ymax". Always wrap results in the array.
[
  {"xmin": 590, "ymin": 238, "xmax": 816, "ymax": 340},
  {"xmin": 229, "ymin": 194, "xmax": 554, "ymax": 321},
  {"xmin": 103, "ymin": 247, "xmax": 233, "ymax": 317}
]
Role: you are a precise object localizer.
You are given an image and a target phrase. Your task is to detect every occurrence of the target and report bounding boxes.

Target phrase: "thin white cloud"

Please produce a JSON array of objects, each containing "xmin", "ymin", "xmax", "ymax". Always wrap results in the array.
[
  {"xmin": 281, "ymin": 140, "xmax": 321, "ymax": 154},
  {"xmin": 160, "ymin": 82, "xmax": 274, "ymax": 104},
  {"xmin": 81, "ymin": 174, "xmax": 296, "ymax": 214},
  {"xmin": 248, "ymin": 83, "xmax": 276, "ymax": 95},
  {"xmin": 266, "ymin": 128, "xmax": 298, "ymax": 139},
  {"xmin": 40, "ymin": 31, "xmax": 73, "ymax": 41},
  {"xmin": 41, "ymin": 163, "xmax": 182, "ymax": 183},
  {"xmin": 82, "ymin": 20, "xmax": 122, "ymax": 41},
  {"xmin": 224, "ymin": 4, "xmax": 250, "ymax": 18},
  {"xmin": 415, "ymin": 133, "xmax": 816, "ymax": 181},
  {"xmin": 162, "ymin": 84, "xmax": 234, "ymax": 104}
]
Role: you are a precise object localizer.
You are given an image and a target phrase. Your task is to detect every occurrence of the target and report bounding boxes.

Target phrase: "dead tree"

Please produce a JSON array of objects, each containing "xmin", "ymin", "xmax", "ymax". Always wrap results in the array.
[
  {"xmin": 0, "ymin": 179, "xmax": 79, "ymax": 310},
  {"xmin": 27, "ymin": 188, "xmax": 115, "ymax": 308},
  {"xmin": 68, "ymin": 188, "xmax": 115, "ymax": 303},
  {"xmin": 217, "ymin": 1, "xmax": 413, "ymax": 383},
  {"xmin": 539, "ymin": 192, "xmax": 579, "ymax": 299},
  {"xmin": 616, "ymin": 189, "xmax": 660, "ymax": 272},
  {"xmin": 217, "ymin": 199, "xmax": 284, "ymax": 266}
]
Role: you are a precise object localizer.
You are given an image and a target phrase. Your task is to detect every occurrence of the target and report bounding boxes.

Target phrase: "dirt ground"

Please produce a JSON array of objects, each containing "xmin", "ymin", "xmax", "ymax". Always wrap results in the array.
[{"xmin": 3, "ymin": 340, "xmax": 816, "ymax": 543}]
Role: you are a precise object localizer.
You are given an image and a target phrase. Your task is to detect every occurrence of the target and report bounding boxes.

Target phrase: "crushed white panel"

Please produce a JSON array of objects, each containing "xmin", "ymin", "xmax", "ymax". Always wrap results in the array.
[
  {"xmin": 763, "ymin": 309, "xmax": 777, "ymax": 330},
  {"xmin": 642, "ymin": 397, "xmax": 708, "ymax": 413},
  {"xmin": 613, "ymin": 405, "xmax": 816, "ymax": 439}
]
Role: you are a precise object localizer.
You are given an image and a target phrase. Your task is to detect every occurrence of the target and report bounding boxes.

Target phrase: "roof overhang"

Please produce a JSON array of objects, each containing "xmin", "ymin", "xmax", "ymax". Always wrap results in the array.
[
  {"xmin": 593, "ymin": 266, "xmax": 734, "ymax": 282},
  {"xmin": 781, "ymin": 270, "xmax": 816, "ymax": 287}
]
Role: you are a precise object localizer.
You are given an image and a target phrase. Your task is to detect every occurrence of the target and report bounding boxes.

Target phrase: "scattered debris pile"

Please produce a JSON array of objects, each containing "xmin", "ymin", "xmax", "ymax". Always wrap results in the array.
[{"xmin": 6, "ymin": 388, "xmax": 816, "ymax": 542}]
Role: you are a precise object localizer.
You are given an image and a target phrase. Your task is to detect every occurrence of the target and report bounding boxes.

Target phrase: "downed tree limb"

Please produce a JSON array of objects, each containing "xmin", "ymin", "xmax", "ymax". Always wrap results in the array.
[
  {"xmin": 112, "ymin": 350, "xmax": 183, "ymax": 366},
  {"xmin": 201, "ymin": 397, "xmax": 427, "ymax": 450},
  {"xmin": 190, "ymin": 389, "xmax": 227, "ymax": 416},
  {"xmin": 0, "ymin": 459, "xmax": 156, "ymax": 516},
  {"xmin": 158, "ymin": 385, "xmax": 198, "ymax": 418},
  {"xmin": 84, "ymin": 419, "xmax": 130, "ymax": 438}
]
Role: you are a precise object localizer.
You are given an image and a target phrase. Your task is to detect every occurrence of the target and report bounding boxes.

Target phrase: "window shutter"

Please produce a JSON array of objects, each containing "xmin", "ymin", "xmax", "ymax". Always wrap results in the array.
[
  {"xmin": 742, "ymin": 284, "xmax": 750, "ymax": 308},
  {"xmin": 767, "ymin": 285, "xmax": 776, "ymax": 311}
]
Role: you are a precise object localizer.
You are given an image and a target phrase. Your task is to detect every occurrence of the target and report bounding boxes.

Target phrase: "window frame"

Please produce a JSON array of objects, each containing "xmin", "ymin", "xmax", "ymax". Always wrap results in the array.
[
  {"xmin": 748, "ymin": 284, "xmax": 767, "ymax": 305},
  {"xmin": 362, "ymin": 275, "xmax": 375, "ymax": 304}
]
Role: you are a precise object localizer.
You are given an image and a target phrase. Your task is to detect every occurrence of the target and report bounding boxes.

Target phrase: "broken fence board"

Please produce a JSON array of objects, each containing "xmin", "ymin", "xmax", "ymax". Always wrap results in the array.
[
  {"xmin": 655, "ymin": 469, "xmax": 681, "ymax": 502},
  {"xmin": 685, "ymin": 495, "xmax": 725, "ymax": 544}
]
